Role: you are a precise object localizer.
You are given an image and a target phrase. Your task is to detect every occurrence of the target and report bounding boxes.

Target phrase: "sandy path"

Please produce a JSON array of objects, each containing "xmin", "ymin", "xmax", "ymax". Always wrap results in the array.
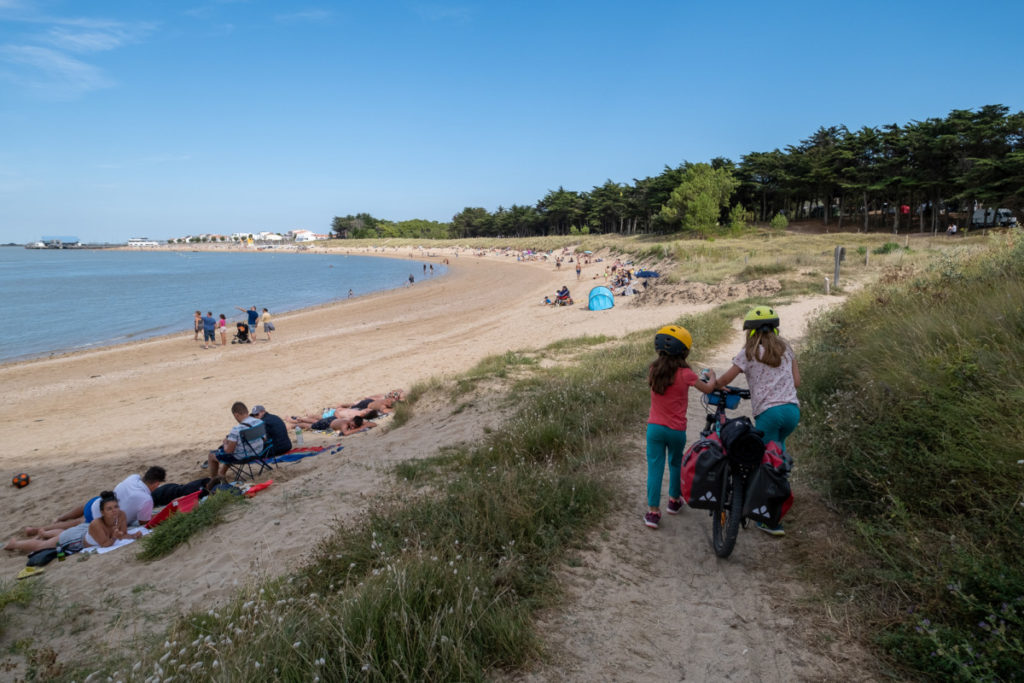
[{"xmin": 509, "ymin": 297, "xmax": 877, "ymax": 682}]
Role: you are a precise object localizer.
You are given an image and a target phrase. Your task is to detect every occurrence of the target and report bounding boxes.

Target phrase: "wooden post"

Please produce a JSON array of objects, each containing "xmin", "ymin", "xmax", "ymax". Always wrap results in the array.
[
  {"xmin": 825, "ymin": 276, "xmax": 831, "ymax": 295},
  {"xmin": 833, "ymin": 246, "xmax": 845, "ymax": 289}
]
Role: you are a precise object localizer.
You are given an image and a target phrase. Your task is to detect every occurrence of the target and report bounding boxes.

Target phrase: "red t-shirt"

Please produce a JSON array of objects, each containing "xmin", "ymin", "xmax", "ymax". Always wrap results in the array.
[{"xmin": 648, "ymin": 367, "xmax": 698, "ymax": 431}]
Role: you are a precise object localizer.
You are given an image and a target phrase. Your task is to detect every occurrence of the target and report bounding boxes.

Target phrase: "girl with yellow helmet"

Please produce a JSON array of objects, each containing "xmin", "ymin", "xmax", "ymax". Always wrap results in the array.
[
  {"xmin": 712, "ymin": 305, "xmax": 801, "ymax": 536},
  {"xmin": 644, "ymin": 325, "xmax": 717, "ymax": 529}
]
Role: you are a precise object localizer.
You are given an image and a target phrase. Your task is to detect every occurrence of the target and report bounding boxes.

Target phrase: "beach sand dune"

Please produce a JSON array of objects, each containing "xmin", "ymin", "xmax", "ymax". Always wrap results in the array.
[{"xmin": 0, "ymin": 251, "xmax": 717, "ymax": 663}]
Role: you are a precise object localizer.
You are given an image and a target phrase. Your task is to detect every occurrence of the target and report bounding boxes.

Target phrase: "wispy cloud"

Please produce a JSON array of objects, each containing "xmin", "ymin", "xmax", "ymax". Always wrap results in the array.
[
  {"xmin": 0, "ymin": 10, "xmax": 154, "ymax": 98},
  {"xmin": 39, "ymin": 20, "xmax": 154, "ymax": 53},
  {"xmin": 0, "ymin": 44, "xmax": 112, "ymax": 97},
  {"xmin": 275, "ymin": 9, "xmax": 332, "ymax": 23}
]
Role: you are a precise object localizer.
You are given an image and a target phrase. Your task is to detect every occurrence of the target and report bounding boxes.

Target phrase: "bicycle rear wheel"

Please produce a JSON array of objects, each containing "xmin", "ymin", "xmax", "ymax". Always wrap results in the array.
[{"xmin": 711, "ymin": 463, "xmax": 744, "ymax": 558}]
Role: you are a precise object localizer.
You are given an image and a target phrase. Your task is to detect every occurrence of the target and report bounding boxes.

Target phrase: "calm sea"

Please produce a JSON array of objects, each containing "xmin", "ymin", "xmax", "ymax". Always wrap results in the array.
[{"xmin": 0, "ymin": 248, "xmax": 443, "ymax": 364}]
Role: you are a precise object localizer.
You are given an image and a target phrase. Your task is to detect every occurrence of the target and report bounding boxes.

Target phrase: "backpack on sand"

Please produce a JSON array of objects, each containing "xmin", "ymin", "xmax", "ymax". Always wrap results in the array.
[{"xmin": 681, "ymin": 433, "xmax": 728, "ymax": 510}]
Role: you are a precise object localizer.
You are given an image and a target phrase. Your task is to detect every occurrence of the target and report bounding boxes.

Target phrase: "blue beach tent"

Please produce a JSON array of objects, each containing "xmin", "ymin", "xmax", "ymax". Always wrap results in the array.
[{"xmin": 588, "ymin": 286, "xmax": 614, "ymax": 311}]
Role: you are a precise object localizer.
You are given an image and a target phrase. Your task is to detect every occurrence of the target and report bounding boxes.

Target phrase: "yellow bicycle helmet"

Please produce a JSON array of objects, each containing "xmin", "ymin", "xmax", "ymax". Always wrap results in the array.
[
  {"xmin": 654, "ymin": 325, "xmax": 692, "ymax": 356},
  {"xmin": 742, "ymin": 306, "xmax": 780, "ymax": 337}
]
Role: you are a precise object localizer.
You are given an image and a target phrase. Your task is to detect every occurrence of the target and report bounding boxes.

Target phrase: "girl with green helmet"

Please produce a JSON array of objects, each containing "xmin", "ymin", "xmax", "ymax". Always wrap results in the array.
[
  {"xmin": 644, "ymin": 325, "xmax": 717, "ymax": 529},
  {"xmin": 713, "ymin": 305, "xmax": 801, "ymax": 536}
]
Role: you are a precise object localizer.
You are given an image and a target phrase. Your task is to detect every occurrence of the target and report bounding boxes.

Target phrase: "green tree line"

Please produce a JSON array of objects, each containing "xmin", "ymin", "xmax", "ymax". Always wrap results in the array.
[{"xmin": 331, "ymin": 104, "xmax": 1024, "ymax": 239}]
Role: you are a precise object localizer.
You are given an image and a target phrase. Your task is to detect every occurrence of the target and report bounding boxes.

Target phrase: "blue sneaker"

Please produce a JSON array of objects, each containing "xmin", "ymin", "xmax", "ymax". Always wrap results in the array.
[{"xmin": 755, "ymin": 521, "xmax": 785, "ymax": 537}]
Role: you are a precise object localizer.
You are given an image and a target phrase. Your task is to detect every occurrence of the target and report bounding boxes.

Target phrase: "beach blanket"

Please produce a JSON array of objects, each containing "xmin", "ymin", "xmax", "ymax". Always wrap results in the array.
[
  {"xmin": 81, "ymin": 527, "xmax": 151, "ymax": 554},
  {"xmin": 244, "ymin": 480, "xmax": 273, "ymax": 497},
  {"xmin": 267, "ymin": 445, "xmax": 341, "ymax": 464},
  {"xmin": 145, "ymin": 490, "xmax": 202, "ymax": 529}
]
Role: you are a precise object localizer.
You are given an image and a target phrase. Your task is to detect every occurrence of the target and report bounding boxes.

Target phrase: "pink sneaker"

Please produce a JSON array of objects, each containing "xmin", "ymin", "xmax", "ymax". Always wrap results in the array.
[
  {"xmin": 643, "ymin": 511, "xmax": 661, "ymax": 529},
  {"xmin": 666, "ymin": 498, "xmax": 683, "ymax": 515}
]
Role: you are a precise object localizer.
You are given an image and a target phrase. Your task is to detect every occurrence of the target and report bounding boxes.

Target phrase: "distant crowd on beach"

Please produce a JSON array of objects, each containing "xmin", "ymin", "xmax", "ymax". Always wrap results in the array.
[{"xmin": 193, "ymin": 305, "xmax": 275, "ymax": 348}]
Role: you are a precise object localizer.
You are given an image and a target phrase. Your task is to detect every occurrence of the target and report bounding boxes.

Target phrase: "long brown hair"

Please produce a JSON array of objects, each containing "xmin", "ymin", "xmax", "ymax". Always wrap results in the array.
[
  {"xmin": 648, "ymin": 350, "xmax": 690, "ymax": 394},
  {"xmin": 744, "ymin": 330, "xmax": 789, "ymax": 368}
]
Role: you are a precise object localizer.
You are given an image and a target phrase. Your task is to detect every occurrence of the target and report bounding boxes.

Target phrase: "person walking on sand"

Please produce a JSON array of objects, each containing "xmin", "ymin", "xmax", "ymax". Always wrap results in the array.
[
  {"xmin": 218, "ymin": 314, "xmax": 228, "ymax": 346},
  {"xmin": 261, "ymin": 308, "xmax": 275, "ymax": 341},
  {"xmin": 193, "ymin": 311, "xmax": 202, "ymax": 342},
  {"xmin": 576, "ymin": 261, "xmax": 582, "ymax": 280},
  {"xmin": 712, "ymin": 305, "xmax": 800, "ymax": 537},
  {"xmin": 644, "ymin": 325, "xmax": 716, "ymax": 530}
]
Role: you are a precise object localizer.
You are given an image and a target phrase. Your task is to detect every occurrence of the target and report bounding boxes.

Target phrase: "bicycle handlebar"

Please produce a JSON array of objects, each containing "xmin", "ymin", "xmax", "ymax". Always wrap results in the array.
[{"xmin": 714, "ymin": 386, "xmax": 750, "ymax": 399}]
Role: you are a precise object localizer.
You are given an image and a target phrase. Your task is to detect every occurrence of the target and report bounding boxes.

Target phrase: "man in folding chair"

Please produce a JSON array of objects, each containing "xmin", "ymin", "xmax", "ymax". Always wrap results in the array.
[{"xmin": 207, "ymin": 401, "xmax": 272, "ymax": 480}]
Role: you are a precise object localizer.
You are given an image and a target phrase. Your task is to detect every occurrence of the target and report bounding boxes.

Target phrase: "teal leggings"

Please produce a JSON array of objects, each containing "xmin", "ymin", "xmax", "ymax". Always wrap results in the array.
[
  {"xmin": 755, "ymin": 403, "xmax": 801, "ymax": 452},
  {"xmin": 646, "ymin": 423, "xmax": 686, "ymax": 508}
]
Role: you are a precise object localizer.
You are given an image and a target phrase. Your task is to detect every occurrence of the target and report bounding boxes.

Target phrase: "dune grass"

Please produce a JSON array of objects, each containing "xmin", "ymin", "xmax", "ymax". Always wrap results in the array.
[
  {"xmin": 0, "ymin": 577, "xmax": 39, "ymax": 638},
  {"xmin": 794, "ymin": 233, "xmax": 1024, "ymax": 680},
  {"xmin": 136, "ymin": 491, "xmax": 246, "ymax": 561}
]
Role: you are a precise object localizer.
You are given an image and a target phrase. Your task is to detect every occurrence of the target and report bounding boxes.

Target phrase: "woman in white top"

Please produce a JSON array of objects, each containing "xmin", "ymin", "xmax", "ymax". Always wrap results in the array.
[{"xmin": 3, "ymin": 491, "xmax": 140, "ymax": 554}]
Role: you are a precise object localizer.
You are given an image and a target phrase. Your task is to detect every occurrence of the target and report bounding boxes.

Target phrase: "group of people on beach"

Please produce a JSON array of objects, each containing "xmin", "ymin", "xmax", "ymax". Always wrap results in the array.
[
  {"xmin": 643, "ymin": 305, "xmax": 800, "ymax": 536},
  {"xmin": 193, "ymin": 305, "xmax": 275, "ymax": 348},
  {"xmin": 6, "ymin": 390, "xmax": 405, "ymax": 559},
  {"xmin": 283, "ymin": 390, "xmax": 403, "ymax": 435}
]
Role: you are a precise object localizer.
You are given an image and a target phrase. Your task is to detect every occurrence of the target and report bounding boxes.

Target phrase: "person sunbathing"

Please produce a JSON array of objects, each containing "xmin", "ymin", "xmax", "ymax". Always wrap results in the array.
[
  {"xmin": 5, "ymin": 491, "xmax": 140, "ymax": 554},
  {"xmin": 337, "ymin": 390, "xmax": 404, "ymax": 412},
  {"xmin": 332, "ymin": 415, "xmax": 377, "ymax": 435},
  {"xmin": 287, "ymin": 407, "xmax": 378, "ymax": 428}
]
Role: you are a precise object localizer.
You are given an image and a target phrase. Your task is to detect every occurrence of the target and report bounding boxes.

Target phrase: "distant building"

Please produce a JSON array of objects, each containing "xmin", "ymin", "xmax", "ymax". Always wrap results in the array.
[
  {"xmin": 40, "ymin": 236, "xmax": 80, "ymax": 248},
  {"xmin": 127, "ymin": 237, "xmax": 161, "ymax": 247}
]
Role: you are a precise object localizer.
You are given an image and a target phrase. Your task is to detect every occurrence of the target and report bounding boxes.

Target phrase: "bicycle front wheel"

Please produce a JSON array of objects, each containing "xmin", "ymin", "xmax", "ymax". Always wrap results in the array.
[{"xmin": 711, "ymin": 463, "xmax": 744, "ymax": 558}]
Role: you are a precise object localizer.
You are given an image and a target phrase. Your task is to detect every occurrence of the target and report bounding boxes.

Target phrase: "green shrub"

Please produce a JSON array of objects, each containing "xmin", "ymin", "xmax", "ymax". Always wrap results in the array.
[
  {"xmin": 769, "ymin": 212, "xmax": 788, "ymax": 231},
  {"xmin": 137, "ymin": 491, "xmax": 245, "ymax": 561},
  {"xmin": 872, "ymin": 241, "xmax": 905, "ymax": 255},
  {"xmin": 796, "ymin": 234, "xmax": 1024, "ymax": 679}
]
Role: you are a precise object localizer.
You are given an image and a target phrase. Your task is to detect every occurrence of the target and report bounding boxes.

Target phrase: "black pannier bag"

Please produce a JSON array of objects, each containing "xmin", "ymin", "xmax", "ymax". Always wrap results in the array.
[{"xmin": 719, "ymin": 416, "xmax": 765, "ymax": 467}]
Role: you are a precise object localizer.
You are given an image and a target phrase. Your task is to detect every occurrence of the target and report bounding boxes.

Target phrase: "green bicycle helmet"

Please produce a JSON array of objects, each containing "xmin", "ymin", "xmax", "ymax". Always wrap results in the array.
[
  {"xmin": 654, "ymin": 325, "xmax": 692, "ymax": 356},
  {"xmin": 742, "ymin": 306, "xmax": 779, "ymax": 337}
]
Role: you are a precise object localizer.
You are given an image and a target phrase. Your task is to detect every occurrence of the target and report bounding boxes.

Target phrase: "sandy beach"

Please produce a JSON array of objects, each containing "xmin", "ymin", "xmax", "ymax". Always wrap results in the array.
[
  {"xmin": 0, "ymin": 247, "xmax": 738, "ymax": 661},
  {"xmin": 0, "ymin": 245, "xmax": 856, "ymax": 679}
]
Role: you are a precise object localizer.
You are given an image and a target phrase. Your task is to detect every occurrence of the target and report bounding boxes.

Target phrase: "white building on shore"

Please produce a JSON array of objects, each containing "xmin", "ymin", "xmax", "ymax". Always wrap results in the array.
[{"xmin": 127, "ymin": 237, "xmax": 161, "ymax": 247}]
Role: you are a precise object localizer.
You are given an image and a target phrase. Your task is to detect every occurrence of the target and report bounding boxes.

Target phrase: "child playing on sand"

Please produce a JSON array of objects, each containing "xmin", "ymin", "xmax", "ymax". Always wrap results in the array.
[
  {"xmin": 712, "ymin": 305, "xmax": 800, "ymax": 537},
  {"xmin": 644, "ymin": 325, "xmax": 716, "ymax": 529}
]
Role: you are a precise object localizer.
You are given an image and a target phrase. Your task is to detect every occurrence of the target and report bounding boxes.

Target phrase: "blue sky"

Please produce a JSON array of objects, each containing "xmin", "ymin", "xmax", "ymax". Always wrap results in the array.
[{"xmin": 1, "ymin": 0, "xmax": 1022, "ymax": 243}]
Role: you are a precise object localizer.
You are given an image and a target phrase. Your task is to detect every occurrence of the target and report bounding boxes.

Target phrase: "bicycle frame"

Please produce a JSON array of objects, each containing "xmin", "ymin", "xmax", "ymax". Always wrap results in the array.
[{"xmin": 701, "ymin": 386, "xmax": 753, "ymax": 558}]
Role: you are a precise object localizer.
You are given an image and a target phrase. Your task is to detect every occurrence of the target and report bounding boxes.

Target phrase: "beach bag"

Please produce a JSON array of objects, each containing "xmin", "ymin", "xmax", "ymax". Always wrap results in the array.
[
  {"xmin": 26, "ymin": 548, "xmax": 60, "ymax": 567},
  {"xmin": 742, "ymin": 441, "xmax": 793, "ymax": 526},
  {"xmin": 719, "ymin": 416, "xmax": 766, "ymax": 467},
  {"xmin": 681, "ymin": 433, "xmax": 727, "ymax": 510}
]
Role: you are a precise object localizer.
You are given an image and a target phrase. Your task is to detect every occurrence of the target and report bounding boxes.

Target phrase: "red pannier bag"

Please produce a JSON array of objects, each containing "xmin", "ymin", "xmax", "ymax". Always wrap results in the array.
[
  {"xmin": 742, "ymin": 441, "xmax": 793, "ymax": 526},
  {"xmin": 681, "ymin": 433, "xmax": 727, "ymax": 510}
]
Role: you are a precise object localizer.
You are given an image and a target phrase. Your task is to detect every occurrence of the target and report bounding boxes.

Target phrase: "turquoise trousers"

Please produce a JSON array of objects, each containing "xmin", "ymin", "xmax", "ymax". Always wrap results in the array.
[
  {"xmin": 646, "ymin": 423, "xmax": 686, "ymax": 508},
  {"xmin": 755, "ymin": 403, "xmax": 801, "ymax": 452}
]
